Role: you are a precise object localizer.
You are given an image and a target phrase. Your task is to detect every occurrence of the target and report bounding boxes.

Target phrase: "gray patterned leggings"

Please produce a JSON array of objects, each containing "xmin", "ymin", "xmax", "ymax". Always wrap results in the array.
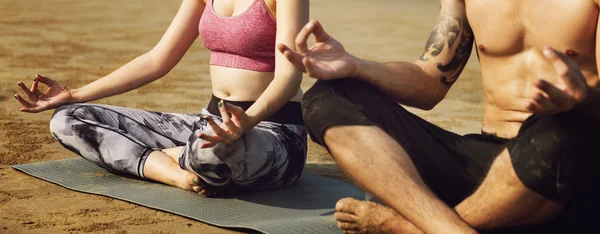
[{"xmin": 49, "ymin": 103, "xmax": 307, "ymax": 192}]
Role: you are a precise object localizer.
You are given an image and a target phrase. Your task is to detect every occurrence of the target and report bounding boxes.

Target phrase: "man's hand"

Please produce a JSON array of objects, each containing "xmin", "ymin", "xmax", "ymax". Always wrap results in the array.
[
  {"xmin": 277, "ymin": 19, "xmax": 359, "ymax": 80},
  {"xmin": 525, "ymin": 46, "xmax": 588, "ymax": 114}
]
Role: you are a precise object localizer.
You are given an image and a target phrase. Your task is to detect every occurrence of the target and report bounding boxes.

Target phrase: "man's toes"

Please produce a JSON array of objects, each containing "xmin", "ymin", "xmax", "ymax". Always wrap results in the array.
[
  {"xmin": 335, "ymin": 197, "xmax": 367, "ymax": 214},
  {"xmin": 337, "ymin": 221, "xmax": 359, "ymax": 232},
  {"xmin": 335, "ymin": 197, "xmax": 361, "ymax": 213},
  {"xmin": 334, "ymin": 211, "xmax": 359, "ymax": 223}
]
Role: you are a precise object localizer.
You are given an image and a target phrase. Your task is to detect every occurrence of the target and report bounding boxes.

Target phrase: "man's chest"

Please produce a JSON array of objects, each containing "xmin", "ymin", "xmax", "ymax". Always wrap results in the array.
[{"xmin": 465, "ymin": 0, "xmax": 598, "ymax": 57}]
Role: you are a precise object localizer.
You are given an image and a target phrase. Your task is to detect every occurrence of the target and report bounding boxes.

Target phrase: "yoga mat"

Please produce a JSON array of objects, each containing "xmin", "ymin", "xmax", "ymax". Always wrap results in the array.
[{"xmin": 13, "ymin": 158, "xmax": 365, "ymax": 234}]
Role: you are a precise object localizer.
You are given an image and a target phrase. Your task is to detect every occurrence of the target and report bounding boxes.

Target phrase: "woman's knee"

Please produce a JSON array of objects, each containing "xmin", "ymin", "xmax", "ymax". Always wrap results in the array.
[
  {"xmin": 49, "ymin": 104, "xmax": 76, "ymax": 137},
  {"xmin": 49, "ymin": 104, "xmax": 99, "ymax": 138}
]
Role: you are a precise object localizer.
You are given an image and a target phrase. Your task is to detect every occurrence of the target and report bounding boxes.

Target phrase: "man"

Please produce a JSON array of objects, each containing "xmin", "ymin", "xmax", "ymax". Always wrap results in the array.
[{"xmin": 278, "ymin": 0, "xmax": 600, "ymax": 233}]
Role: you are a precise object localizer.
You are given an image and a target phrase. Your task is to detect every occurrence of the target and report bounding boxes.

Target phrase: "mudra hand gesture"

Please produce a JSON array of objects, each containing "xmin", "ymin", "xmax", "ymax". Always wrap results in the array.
[
  {"xmin": 15, "ymin": 74, "xmax": 74, "ymax": 113},
  {"xmin": 277, "ymin": 19, "xmax": 359, "ymax": 80},
  {"xmin": 197, "ymin": 100, "xmax": 251, "ymax": 148}
]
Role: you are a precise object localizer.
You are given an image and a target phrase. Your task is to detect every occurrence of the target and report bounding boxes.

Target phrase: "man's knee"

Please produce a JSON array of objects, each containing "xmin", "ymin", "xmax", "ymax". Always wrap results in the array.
[
  {"xmin": 301, "ymin": 80, "xmax": 332, "ymax": 133},
  {"xmin": 302, "ymin": 80, "xmax": 378, "ymax": 146},
  {"xmin": 302, "ymin": 80, "xmax": 347, "ymax": 125}
]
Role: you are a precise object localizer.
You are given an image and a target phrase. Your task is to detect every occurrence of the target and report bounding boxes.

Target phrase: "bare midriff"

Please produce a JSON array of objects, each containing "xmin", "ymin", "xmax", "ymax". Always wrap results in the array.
[
  {"xmin": 466, "ymin": 0, "xmax": 599, "ymax": 138},
  {"xmin": 210, "ymin": 65, "xmax": 303, "ymax": 102}
]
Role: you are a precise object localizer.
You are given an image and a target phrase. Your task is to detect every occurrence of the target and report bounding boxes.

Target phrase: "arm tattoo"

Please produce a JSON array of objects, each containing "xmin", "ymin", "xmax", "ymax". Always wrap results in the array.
[{"xmin": 419, "ymin": 15, "xmax": 474, "ymax": 87}]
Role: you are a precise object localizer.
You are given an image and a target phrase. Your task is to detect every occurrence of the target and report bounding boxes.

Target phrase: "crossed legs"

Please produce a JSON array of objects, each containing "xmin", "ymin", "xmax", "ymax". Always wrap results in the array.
[
  {"xmin": 302, "ymin": 80, "xmax": 571, "ymax": 233},
  {"xmin": 325, "ymin": 125, "xmax": 562, "ymax": 233},
  {"xmin": 49, "ymin": 104, "xmax": 208, "ymax": 194},
  {"xmin": 49, "ymin": 103, "xmax": 306, "ymax": 197},
  {"xmin": 324, "ymin": 125, "xmax": 473, "ymax": 233}
]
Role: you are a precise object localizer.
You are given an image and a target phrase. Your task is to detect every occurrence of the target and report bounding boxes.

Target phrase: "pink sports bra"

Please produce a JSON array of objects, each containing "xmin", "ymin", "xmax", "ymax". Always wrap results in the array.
[{"xmin": 199, "ymin": 0, "xmax": 277, "ymax": 72}]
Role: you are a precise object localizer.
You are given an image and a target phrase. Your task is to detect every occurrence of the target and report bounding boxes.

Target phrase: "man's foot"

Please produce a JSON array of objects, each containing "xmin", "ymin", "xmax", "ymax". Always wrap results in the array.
[{"xmin": 334, "ymin": 197, "xmax": 423, "ymax": 234}]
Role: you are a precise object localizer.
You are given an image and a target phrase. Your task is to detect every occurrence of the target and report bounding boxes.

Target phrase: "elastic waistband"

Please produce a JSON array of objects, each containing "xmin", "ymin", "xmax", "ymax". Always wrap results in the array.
[
  {"xmin": 207, "ymin": 94, "xmax": 304, "ymax": 125},
  {"xmin": 481, "ymin": 131, "xmax": 510, "ymax": 141}
]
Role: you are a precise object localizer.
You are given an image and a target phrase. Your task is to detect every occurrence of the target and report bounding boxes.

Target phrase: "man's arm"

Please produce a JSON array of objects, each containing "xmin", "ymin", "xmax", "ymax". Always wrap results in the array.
[
  {"xmin": 353, "ymin": 0, "xmax": 474, "ymax": 109},
  {"xmin": 278, "ymin": 0, "xmax": 474, "ymax": 110}
]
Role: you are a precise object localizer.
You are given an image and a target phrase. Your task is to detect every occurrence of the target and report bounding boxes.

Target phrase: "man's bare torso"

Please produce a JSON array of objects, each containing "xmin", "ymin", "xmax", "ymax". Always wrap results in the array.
[{"xmin": 466, "ymin": 0, "xmax": 599, "ymax": 138}]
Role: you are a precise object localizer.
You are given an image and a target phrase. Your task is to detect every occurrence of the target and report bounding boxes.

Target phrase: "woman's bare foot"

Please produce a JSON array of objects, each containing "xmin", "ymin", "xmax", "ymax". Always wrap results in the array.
[
  {"xmin": 183, "ymin": 172, "xmax": 218, "ymax": 197},
  {"xmin": 161, "ymin": 146, "xmax": 185, "ymax": 164},
  {"xmin": 180, "ymin": 171, "xmax": 203, "ymax": 192},
  {"xmin": 334, "ymin": 197, "xmax": 424, "ymax": 234},
  {"xmin": 144, "ymin": 150, "xmax": 217, "ymax": 196}
]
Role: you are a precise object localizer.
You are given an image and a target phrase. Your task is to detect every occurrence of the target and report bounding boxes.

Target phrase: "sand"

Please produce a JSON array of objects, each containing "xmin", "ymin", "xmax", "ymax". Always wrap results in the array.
[{"xmin": 0, "ymin": 0, "xmax": 484, "ymax": 233}]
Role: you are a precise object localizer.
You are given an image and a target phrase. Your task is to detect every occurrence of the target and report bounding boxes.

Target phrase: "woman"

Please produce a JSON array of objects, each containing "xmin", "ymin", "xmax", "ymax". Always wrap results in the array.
[{"xmin": 14, "ymin": 0, "xmax": 309, "ymax": 196}]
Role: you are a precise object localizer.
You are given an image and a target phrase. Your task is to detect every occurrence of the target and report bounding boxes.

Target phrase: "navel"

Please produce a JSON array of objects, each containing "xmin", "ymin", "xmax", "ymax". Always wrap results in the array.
[{"xmin": 565, "ymin": 49, "xmax": 578, "ymax": 57}]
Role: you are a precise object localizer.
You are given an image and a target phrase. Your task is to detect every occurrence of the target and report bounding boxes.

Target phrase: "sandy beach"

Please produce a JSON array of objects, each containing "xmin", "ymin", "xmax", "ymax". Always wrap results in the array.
[{"xmin": 0, "ymin": 0, "xmax": 484, "ymax": 232}]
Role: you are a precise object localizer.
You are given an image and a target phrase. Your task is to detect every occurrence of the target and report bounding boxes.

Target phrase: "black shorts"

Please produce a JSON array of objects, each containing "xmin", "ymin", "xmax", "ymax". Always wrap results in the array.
[{"xmin": 302, "ymin": 79, "xmax": 600, "ymax": 231}]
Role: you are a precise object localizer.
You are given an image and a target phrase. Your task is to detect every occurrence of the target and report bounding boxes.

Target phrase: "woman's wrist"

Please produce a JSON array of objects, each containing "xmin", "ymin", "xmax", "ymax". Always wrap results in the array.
[
  {"xmin": 244, "ymin": 112, "xmax": 262, "ymax": 131},
  {"xmin": 69, "ymin": 88, "xmax": 82, "ymax": 103}
]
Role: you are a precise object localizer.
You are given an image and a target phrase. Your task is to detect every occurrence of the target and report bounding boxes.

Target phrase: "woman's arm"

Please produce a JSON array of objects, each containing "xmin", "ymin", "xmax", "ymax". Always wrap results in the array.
[
  {"xmin": 243, "ymin": 0, "xmax": 309, "ymax": 128},
  {"xmin": 71, "ymin": 0, "xmax": 205, "ymax": 103}
]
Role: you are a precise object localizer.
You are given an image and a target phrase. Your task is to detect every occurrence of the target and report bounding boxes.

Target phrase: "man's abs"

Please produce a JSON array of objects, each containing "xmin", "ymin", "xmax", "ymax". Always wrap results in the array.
[{"xmin": 465, "ymin": 0, "xmax": 599, "ymax": 138}]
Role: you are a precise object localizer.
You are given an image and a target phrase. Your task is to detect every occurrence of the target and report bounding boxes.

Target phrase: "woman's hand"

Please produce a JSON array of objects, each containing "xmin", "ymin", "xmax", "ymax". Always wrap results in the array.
[
  {"xmin": 197, "ymin": 100, "xmax": 252, "ymax": 148},
  {"xmin": 15, "ymin": 74, "xmax": 74, "ymax": 113}
]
